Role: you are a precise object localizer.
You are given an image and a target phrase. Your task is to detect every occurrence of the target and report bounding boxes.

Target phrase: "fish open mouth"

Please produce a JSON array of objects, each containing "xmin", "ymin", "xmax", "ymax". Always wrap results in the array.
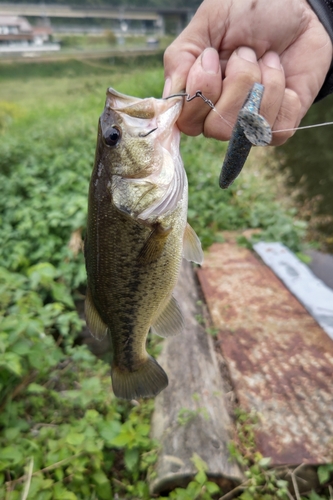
[{"xmin": 104, "ymin": 87, "xmax": 183, "ymax": 141}]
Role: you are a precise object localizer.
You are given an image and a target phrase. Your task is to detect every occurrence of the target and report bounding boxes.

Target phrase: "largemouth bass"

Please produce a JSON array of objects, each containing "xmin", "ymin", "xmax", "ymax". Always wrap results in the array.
[{"xmin": 84, "ymin": 88, "xmax": 203, "ymax": 400}]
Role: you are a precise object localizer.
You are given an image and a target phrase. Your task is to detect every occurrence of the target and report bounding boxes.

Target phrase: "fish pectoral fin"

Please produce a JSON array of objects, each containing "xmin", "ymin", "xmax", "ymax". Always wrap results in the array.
[
  {"xmin": 111, "ymin": 355, "xmax": 168, "ymax": 400},
  {"xmin": 183, "ymin": 222, "xmax": 204, "ymax": 265},
  {"xmin": 151, "ymin": 295, "xmax": 184, "ymax": 338},
  {"xmin": 138, "ymin": 223, "xmax": 172, "ymax": 265},
  {"xmin": 84, "ymin": 288, "xmax": 108, "ymax": 341}
]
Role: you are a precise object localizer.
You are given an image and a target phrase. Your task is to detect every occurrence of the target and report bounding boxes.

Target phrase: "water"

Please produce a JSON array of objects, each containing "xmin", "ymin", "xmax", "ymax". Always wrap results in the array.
[{"xmin": 275, "ymin": 93, "xmax": 333, "ymax": 251}]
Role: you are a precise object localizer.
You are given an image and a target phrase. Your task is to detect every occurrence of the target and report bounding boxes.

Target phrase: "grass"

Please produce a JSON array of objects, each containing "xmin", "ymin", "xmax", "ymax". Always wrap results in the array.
[{"xmin": 0, "ymin": 57, "xmax": 318, "ymax": 500}]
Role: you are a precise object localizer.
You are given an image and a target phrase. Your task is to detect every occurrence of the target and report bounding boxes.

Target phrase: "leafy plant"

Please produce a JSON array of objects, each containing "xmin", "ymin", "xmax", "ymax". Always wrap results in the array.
[{"xmin": 169, "ymin": 454, "xmax": 220, "ymax": 500}]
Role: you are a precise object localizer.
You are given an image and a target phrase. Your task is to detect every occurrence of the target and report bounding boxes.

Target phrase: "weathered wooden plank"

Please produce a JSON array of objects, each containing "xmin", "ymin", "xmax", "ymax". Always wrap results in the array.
[{"xmin": 149, "ymin": 259, "xmax": 243, "ymax": 495}]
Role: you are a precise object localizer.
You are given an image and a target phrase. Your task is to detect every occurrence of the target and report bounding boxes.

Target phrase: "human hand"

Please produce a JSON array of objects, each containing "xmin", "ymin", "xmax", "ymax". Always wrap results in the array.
[{"xmin": 163, "ymin": 0, "xmax": 333, "ymax": 145}]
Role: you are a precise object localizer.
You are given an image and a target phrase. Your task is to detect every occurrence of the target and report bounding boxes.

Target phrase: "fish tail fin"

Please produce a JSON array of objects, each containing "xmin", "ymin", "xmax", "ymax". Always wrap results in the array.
[{"xmin": 111, "ymin": 356, "xmax": 168, "ymax": 400}]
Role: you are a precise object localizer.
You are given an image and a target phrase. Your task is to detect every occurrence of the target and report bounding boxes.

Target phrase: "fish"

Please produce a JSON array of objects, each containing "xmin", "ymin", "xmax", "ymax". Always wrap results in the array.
[
  {"xmin": 219, "ymin": 83, "xmax": 272, "ymax": 189},
  {"xmin": 84, "ymin": 88, "xmax": 203, "ymax": 400}
]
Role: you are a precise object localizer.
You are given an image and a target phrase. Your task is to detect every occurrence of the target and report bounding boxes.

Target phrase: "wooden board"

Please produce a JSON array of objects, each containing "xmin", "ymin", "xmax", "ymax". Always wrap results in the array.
[{"xmin": 149, "ymin": 259, "xmax": 243, "ymax": 495}]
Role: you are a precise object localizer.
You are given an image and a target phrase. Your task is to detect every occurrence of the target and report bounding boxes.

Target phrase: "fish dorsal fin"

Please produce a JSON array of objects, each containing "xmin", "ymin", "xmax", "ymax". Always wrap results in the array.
[
  {"xmin": 183, "ymin": 223, "xmax": 204, "ymax": 265},
  {"xmin": 151, "ymin": 295, "xmax": 184, "ymax": 338},
  {"xmin": 138, "ymin": 223, "xmax": 172, "ymax": 265},
  {"xmin": 84, "ymin": 288, "xmax": 108, "ymax": 341}
]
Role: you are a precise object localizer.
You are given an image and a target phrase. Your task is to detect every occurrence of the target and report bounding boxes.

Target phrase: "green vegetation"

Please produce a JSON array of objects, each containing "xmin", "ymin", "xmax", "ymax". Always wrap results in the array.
[
  {"xmin": 276, "ymin": 93, "xmax": 333, "ymax": 251},
  {"xmin": 0, "ymin": 57, "xmax": 318, "ymax": 499},
  {"xmin": 55, "ymin": 33, "xmax": 173, "ymax": 52},
  {"xmin": 58, "ymin": 32, "xmax": 117, "ymax": 49}
]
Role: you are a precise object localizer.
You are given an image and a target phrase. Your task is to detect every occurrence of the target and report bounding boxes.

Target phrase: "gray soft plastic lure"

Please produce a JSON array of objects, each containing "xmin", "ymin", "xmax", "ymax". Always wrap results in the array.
[
  {"xmin": 164, "ymin": 83, "xmax": 272, "ymax": 190},
  {"xmin": 219, "ymin": 83, "xmax": 272, "ymax": 189}
]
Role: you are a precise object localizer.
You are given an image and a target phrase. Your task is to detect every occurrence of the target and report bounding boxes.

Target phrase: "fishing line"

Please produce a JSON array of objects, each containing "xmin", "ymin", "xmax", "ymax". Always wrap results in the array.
[
  {"xmin": 165, "ymin": 90, "xmax": 333, "ymax": 137},
  {"xmin": 272, "ymin": 121, "xmax": 333, "ymax": 134},
  {"xmin": 164, "ymin": 91, "xmax": 233, "ymax": 128}
]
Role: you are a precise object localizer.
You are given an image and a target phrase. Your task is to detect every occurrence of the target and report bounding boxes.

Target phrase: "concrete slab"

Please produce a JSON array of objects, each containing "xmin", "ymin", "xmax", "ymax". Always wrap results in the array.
[
  {"xmin": 197, "ymin": 241, "xmax": 333, "ymax": 465},
  {"xmin": 254, "ymin": 242, "xmax": 333, "ymax": 340}
]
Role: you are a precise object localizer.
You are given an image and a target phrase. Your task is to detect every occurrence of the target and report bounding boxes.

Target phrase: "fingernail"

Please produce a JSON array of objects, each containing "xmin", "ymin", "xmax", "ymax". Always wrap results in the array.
[
  {"xmin": 261, "ymin": 51, "xmax": 282, "ymax": 70},
  {"xmin": 237, "ymin": 47, "xmax": 257, "ymax": 63},
  {"xmin": 201, "ymin": 47, "xmax": 220, "ymax": 74},
  {"xmin": 162, "ymin": 78, "xmax": 171, "ymax": 98}
]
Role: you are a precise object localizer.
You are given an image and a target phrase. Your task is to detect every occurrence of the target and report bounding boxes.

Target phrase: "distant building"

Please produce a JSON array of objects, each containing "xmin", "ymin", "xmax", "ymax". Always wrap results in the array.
[{"xmin": 0, "ymin": 15, "xmax": 52, "ymax": 46}]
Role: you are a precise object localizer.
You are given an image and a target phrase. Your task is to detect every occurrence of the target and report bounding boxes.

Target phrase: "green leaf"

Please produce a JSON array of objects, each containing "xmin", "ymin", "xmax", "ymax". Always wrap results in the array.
[
  {"xmin": 35, "ymin": 491, "xmax": 53, "ymax": 500},
  {"xmin": 276, "ymin": 479, "xmax": 288, "ymax": 489},
  {"xmin": 99, "ymin": 421, "xmax": 122, "ymax": 444},
  {"xmin": 41, "ymin": 479, "xmax": 54, "ymax": 489},
  {"xmin": 27, "ymin": 383, "xmax": 46, "ymax": 393},
  {"xmin": 65, "ymin": 433, "xmax": 85, "ymax": 446},
  {"xmin": 308, "ymin": 491, "xmax": 326, "ymax": 500},
  {"xmin": 136, "ymin": 423, "xmax": 150, "ymax": 437},
  {"xmin": 84, "ymin": 409, "xmax": 99, "ymax": 422},
  {"xmin": 206, "ymin": 481, "xmax": 220, "ymax": 494},
  {"xmin": 239, "ymin": 491, "xmax": 255, "ymax": 500},
  {"xmin": 124, "ymin": 448, "xmax": 139, "ymax": 472},
  {"xmin": 4, "ymin": 427, "xmax": 20, "ymax": 440},
  {"xmin": 54, "ymin": 468, "xmax": 64, "ymax": 482},
  {"xmin": 194, "ymin": 469, "xmax": 207, "ymax": 486},
  {"xmin": 296, "ymin": 252, "xmax": 312, "ymax": 264},
  {"xmin": 11, "ymin": 339, "xmax": 31, "ymax": 355},
  {"xmin": 0, "ymin": 446, "xmax": 23, "ymax": 465},
  {"xmin": 92, "ymin": 470, "xmax": 109, "ymax": 485},
  {"xmin": 110, "ymin": 432, "xmax": 132, "ymax": 448},
  {"xmin": 95, "ymin": 482, "xmax": 112, "ymax": 500},
  {"xmin": 317, "ymin": 463, "xmax": 333, "ymax": 484},
  {"xmin": 51, "ymin": 282, "xmax": 74, "ymax": 308},
  {"xmin": 258, "ymin": 456, "xmax": 271, "ymax": 468},
  {"xmin": 93, "ymin": 471, "xmax": 112, "ymax": 500},
  {"xmin": 26, "ymin": 476, "xmax": 45, "ymax": 499},
  {"xmin": 27, "ymin": 263, "xmax": 57, "ymax": 289},
  {"xmin": 1, "ymin": 352, "xmax": 22, "ymax": 376},
  {"xmin": 53, "ymin": 482, "xmax": 78, "ymax": 500},
  {"xmin": 190, "ymin": 453, "xmax": 208, "ymax": 472}
]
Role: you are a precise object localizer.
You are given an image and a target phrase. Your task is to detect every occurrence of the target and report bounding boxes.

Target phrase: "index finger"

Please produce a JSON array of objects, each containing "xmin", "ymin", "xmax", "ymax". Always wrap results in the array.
[
  {"xmin": 163, "ymin": 40, "xmax": 200, "ymax": 96},
  {"xmin": 163, "ymin": 4, "xmax": 214, "ymax": 96}
]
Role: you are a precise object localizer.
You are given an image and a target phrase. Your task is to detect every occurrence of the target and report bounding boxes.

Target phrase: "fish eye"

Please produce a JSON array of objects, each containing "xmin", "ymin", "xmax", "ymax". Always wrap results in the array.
[{"xmin": 104, "ymin": 126, "xmax": 121, "ymax": 147}]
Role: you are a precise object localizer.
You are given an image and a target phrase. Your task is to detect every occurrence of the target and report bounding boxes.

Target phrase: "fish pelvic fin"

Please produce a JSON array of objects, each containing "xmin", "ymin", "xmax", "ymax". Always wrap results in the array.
[
  {"xmin": 84, "ymin": 288, "xmax": 108, "ymax": 341},
  {"xmin": 183, "ymin": 222, "xmax": 204, "ymax": 265},
  {"xmin": 111, "ymin": 356, "xmax": 168, "ymax": 400},
  {"xmin": 138, "ymin": 223, "xmax": 172, "ymax": 265},
  {"xmin": 151, "ymin": 295, "xmax": 184, "ymax": 338}
]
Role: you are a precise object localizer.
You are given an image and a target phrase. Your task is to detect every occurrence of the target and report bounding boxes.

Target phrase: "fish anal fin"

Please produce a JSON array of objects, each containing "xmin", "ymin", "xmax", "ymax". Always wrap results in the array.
[
  {"xmin": 138, "ymin": 223, "xmax": 172, "ymax": 265},
  {"xmin": 84, "ymin": 288, "xmax": 108, "ymax": 341},
  {"xmin": 111, "ymin": 355, "xmax": 168, "ymax": 399},
  {"xmin": 151, "ymin": 295, "xmax": 184, "ymax": 338},
  {"xmin": 183, "ymin": 222, "xmax": 204, "ymax": 265}
]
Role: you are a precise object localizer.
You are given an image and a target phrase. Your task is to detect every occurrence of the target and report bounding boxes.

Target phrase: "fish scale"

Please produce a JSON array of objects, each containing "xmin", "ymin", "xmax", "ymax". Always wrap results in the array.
[{"xmin": 84, "ymin": 88, "xmax": 203, "ymax": 400}]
